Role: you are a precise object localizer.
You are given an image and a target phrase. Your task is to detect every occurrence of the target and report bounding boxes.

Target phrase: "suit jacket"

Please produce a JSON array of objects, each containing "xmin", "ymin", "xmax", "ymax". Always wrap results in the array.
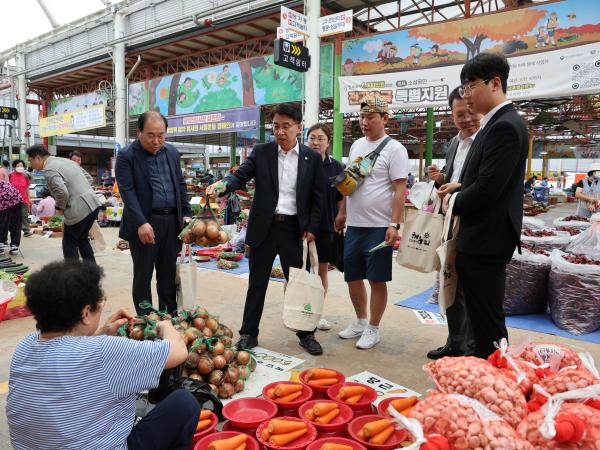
[
  {"xmin": 222, "ymin": 141, "xmax": 325, "ymax": 248},
  {"xmin": 43, "ymin": 156, "xmax": 102, "ymax": 226},
  {"xmin": 453, "ymin": 104, "xmax": 528, "ymax": 258},
  {"xmin": 115, "ymin": 139, "xmax": 191, "ymax": 242},
  {"xmin": 436, "ymin": 136, "xmax": 459, "ymax": 187}
]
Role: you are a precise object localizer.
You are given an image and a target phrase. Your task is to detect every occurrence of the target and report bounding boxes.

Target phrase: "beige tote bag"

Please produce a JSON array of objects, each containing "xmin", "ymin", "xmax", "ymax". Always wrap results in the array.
[
  {"xmin": 397, "ymin": 198, "xmax": 444, "ymax": 273},
  {"xmin": 436, "ymin": 194, "xmax": 460, "ymax": 314},
  {"xmin": 283, "ymin": 240, "xmax": 325, "ymax": 332},
  {"xmin": 176, "ymin": 244, "xmax": 198, "ymax": 311}
]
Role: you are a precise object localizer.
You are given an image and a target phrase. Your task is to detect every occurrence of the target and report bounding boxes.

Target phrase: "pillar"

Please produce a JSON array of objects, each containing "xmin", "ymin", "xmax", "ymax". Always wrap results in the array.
[
  {"xmin": 113, "ymin": 10, "xmax": 127, "ymax": 149},
  {"xmin": 16, "ymin": 51, "xmax": 27, "ymax": 157},
  {"xmin": 332, "ymin": 37, "xmax": 343, "ymax": 162},
  {"xmin": 304, "ymin": 0, "xmax": 320, "ymax": 127},
  {"xmin": 425, "ymin": 108, "xmax": 434, "ymax": 167},
  {"xmin": 230, "ymin": 132, "xmax": 237, "ymax": 169}
]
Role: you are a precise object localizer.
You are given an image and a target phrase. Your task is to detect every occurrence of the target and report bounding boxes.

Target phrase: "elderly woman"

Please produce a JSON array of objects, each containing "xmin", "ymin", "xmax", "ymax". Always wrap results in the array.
[{"xmin": 7, "ymin": 260, "xmax": 199, "ymax": 450}]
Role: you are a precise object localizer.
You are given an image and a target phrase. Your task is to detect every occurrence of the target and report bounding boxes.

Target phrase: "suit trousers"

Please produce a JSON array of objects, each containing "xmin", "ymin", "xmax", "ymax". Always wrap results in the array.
[
  {"xmin": 0, "ymin": 204, "xmax": 22, "ymax": 247},
  {"xmin": 444, "ymin": 286, "xmax": 474, "ymax": 354},
  {"xmin": 456, "ymin": 252, "xmax": 510, "ymax": 358},
  {"xmin": 129, "ymin": 213, "xmax": 182, "ymax": 315},
  {"xmin": 20, "ymin": 203, "xmax": 29, "ymax": 233},
  {"xmin": 62, "ymin": 208, "xmax": 99, "ymax": 262},
  {"xmin": 241, "ymin": 215, "xmax": 313, "ymax": 338}
]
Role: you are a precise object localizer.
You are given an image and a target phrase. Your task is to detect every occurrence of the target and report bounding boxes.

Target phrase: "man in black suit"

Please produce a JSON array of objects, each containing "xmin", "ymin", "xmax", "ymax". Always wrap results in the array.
[
  {"xmin": 207, "ymin": 103, "xmax": 325, "ymax": 355},
  {"xmin": 116, "ymin": 111, "xmax": 192, "ymax": 315},
  {"xmin": 442, "ymin": 53, "xmax": 529, "ymax": 358},
  {"xmin": 426, "ymin": 87, "xmax": 481, "ymax": 359}
]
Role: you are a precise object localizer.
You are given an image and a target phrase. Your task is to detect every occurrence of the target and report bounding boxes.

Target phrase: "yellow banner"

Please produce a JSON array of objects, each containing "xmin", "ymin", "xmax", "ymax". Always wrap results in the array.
[{"xmin": 40, "ymin": 104, "xmax": 106, "ymax": 137}]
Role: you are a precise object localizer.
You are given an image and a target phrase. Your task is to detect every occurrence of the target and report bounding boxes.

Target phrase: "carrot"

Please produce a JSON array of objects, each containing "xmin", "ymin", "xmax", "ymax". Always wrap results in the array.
[
  {"xmin": 208, "ymin": 434, "xmax": 247, "ymax": 450},
  {"xmin": 339, "ymin": 385, "xmax": 366, "ymax": 399},
  {"xmin": 268, "ymin": 428, "xmax": 308, "ymax": 446},
  {"xmin": 390, "ymin": 396, "xmax": 418, "ymax": 412},
  {"xmin": 357, "ymin": 430, "xmax": 365, "ymax": 441},
  {"xmin": 268, "ymin": 419, "xmax": 307, "ymax": 434},
  {"xmin": 276, "ymin": 390, "xmax": 303, "ymax": 403},
  {"xmin": 200, "ymin": 410, "xmax": 213, "ymax": 420},
  {"xmin": 233, "ymin": 445, "xmax": 246, "ymax": 450},
  {"xmin": 304, "ymin": 408, "xmax": 316, "ymax": 421},
  {"xmin": 363, "ymin": 418, "xmax": 391, "ymax": 438},
  {"xmin": 315, "ymin": 408, "xmax": 340, "ymax": 424},
  {"xmin": 196, "ymin": 419, "xmax": 212, "ymax": 431},
  {"xmin": 307, "ymin": 368, "xmax": 338, "ymax": 380},
  {"xmin": 344, "ymin": 394, "xmax": 363, "ymax": 404},
  {"xmin": 401, "ymin": 406, "xmax": 413, "ymax": 417},
  {"xmin": 275, "ymin": 383, "xmax": 303, "ymax": 397},
  {"xmin": 313, "ymin": 402, "xmax": 338, "ymax": 416},
  {"xmin": 261, "ymin": 429, "xmax": 271, "ymax": 442},
  {"xmin": 308, "ymin": 378, "xmax": 339, "ymax": 387},
  {"xmin": 267, "ymin": 388, "xmax": 276, "ymax": 399},
  {"xmin": 320, "ymin": 444, "xmax": 354, "ymax": 450},
  {"xmin": 369, "ymin": 425, "xmax": 395, "ymax": 445}
]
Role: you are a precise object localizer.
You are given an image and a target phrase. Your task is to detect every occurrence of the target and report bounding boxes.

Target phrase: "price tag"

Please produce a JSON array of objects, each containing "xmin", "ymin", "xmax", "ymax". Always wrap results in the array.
[{"xmin": 346, "ymin": 371, "xmax": 420, "ymax": 405}]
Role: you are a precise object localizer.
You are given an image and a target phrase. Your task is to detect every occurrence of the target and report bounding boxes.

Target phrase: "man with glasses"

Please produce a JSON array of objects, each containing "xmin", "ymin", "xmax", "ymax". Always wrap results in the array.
[
  {"xmin": 207, "ymin": 103, "xmax": 325, "ymax": 355},
  {"xmin": 116, "ymin": 111, "xmax": 192, "ymax": 316},
  {"xmin": 441, "ymin": 53, "xmax": 528, "ymax": 358}
]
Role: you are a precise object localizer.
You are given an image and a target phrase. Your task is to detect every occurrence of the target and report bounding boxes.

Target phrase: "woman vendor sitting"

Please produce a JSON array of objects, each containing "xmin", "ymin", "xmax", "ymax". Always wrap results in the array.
[{"xmin": 7, "ymin": 259, "xmax": 199, "ymax": 450}]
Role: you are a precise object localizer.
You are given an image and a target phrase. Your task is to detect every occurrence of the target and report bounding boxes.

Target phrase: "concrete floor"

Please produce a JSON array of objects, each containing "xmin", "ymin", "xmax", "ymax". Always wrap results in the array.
[{"xmin": 1, "ymin": 202, "xmax": 599, "ymax": 447}]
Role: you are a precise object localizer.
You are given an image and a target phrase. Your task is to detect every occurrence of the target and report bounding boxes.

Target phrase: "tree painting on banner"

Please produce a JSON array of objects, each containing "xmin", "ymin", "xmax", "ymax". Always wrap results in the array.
[{"xmin": 341, "ymin": 0, "xmax": 600, "ymax": 76}]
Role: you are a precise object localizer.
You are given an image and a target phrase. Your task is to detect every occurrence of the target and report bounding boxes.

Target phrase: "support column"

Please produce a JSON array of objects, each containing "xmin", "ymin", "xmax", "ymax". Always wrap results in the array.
[
  {"xmin": 230, "ymin": 132, "xmax": 237, "ymax": 169},
  {"xmin": 425, "ymin": 108, "xmax": 434, "ymax": 167},
  {"xmin": 332, "ymin": 37, "xmax": 343, "ymax": 162},
  {"xmin": 259, "ymin": 108, "xmax": 266, "ymax": 143},
  {"xmin": 16, "ymin": 51, "xmax": 27, "ymax": 157},
  {"xmin": 304, "ymin": 0, "xmax": 320, "ymax": 127},
  {"xmin": 418, "ymin": 142, "xmax": 424, "ymax": 178},
  {"xmin": 526, "ymin": 136, "xmax": 533, "ymax": 179},
  {"xmin": 113, "ymin": 10, "xmax": 127, "ymax": 149}
]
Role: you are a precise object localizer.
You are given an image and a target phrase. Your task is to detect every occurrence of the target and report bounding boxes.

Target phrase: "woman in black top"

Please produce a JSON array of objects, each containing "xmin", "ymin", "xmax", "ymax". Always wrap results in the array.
[{"xmin": 307, "ymin": 123, "xmax": 344, "ymax": 330}]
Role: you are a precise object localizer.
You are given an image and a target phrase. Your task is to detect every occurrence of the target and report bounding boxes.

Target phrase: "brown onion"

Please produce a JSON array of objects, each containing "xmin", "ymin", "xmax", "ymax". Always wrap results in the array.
[
  {"xmin": 192, "ymin": 317, "xmax": 206, "ymax": 330},
  {"xmin": 216, "ymin": 324, "xmax": 226, "ymax": 336},
  {"xmin": 206, "ymin": 318, "xmax": 219, "ymax": 332},
  {"xmin": 249, "ymin": 356, "xmax": 257, "ymax": 372},
  {"xmin": 205, "ymin": 223, "xmax": 220, "ymax": 240},
  {"xmin": 181, "ymin": 230, "xmax": 194, "ymax": 244},
  {"xmin": 211, "ymin": 341, "xmax": 225, "ymax": 356},
  {"xmin": 202, "ymin": 327, "xmax": 213, "ymax": 338},
  {"xmin": 192, "ymin": 220, "xmax": 206, "ymax": 238},
  {"xmin": 225, "ymin": 366, "xmax": 240, "ymax": 384},
  {"xmin": 209, "ymin": 370, "xmax": 225, "ymax": 386},
  {"xmin": 130, "ymin": 326, "xmax": 145, "ymax": 341},
  {"xmin": 236, "ymin": 350, "xmax": 251, "ymax": 366},
  {"xmin": 193, "ymin": 339, "xmax": 207, "ymax": 354},
  {"xmin": 195, "ymin": 306, "xmax": 209, "ymax": 319},
  {"xmin": 222, "ymin": 326, "xmax": 234, "ymax": 338},
  {"xmin": 220, "ymin": 336, "xmax": 233, "ymax": 348},
  {"xmin": 238, "ymin": 366, "xmax": 250, "ymax": 380},
  {"xmin": 179, "ymin": 320, "xmax": 190, "ymax": 330},
  {"xmin": 218, "ymin": 230, "xmax": 229, "ymax": 244},
  {"xmin": 223, "ymin": 348, "xmax": 234, "ymax": 364},
  {"xmin": 234, "ymin": 379, "xmax": 245, "ymax": 393},
  {"xmin": 218, "ymin": 382, "xmax": 235, "ymax": 399},
  {"xmin": 185, "ymin": 352, "xmax": 201, "ymax": 370},
  {"xmin": 212, "ymin": 355, "xmax": 226, "ymax": 370},
  {"xmin": 197, "ymin": 356, "xmax": 214, "ymax": 375}
]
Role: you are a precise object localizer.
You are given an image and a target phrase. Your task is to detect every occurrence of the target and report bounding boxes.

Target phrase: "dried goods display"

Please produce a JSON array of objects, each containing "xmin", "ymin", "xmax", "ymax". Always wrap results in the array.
[
  {"xmin": 521, "ymin": 229, "xmax": 571, "ymax": 251},
  {"xmin": 503, "ymin": 247, "xmax": 550, "ymax": 316}
]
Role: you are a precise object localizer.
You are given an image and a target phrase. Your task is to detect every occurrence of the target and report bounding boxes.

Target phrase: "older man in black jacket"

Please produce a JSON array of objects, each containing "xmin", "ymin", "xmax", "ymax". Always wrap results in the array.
[
  {"xmin": 207, "ymin": 103, "xmax": 325, "ymax": 355},
  {"xmin": 443, "ymin": 53, "xmax": 528, "ymax": 358}
]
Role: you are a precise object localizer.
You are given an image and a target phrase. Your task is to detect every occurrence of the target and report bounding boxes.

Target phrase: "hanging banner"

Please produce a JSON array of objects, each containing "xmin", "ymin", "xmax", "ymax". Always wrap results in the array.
[
  {"xmin": 40, "ymin": 104, "xmax": 106, "ymax": 137},
  {"xmin": 166, "ymin": 106, "xmax": 260, "ymax": 136},
  {"xmin": 339, "ymin": 0, "xmax": 600, "ymax": 112},
  {"xmin": 49, "ymin": 92, "xmax": 110, "ymax": 116}
]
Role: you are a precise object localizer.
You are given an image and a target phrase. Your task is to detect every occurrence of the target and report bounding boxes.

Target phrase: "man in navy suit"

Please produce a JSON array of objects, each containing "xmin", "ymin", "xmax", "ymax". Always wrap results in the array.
[
  {"xmin": 207, "ymin": 103, "xmax": 325, "ymax": 355},
  {"xmin": 116, "ymin": 111, "xmax": 191, "ymax": 315}
]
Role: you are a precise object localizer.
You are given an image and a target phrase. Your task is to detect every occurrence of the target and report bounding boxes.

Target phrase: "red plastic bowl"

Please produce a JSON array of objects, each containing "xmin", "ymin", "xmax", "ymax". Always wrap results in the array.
[
  {"xmin": 223, "ymin": 397, "xmax": 278, "ymax": 429},
  {"xmin": 299, "ymin": 369, "xmax": 345, "ymax": 394},
  {"xmin": 327, "ymin": 382, "xmax": 378, "ymax": 411},
  {"xmin": 194, "ymin": 431, "xmax": 260, "ymax": 450},
  {"xmin": 191, "ymin": 411, "xmax": 219, "ymax": 445},
  {"xmin": 262, "ymin": 381, "xmax": 313, "ymax": 409},
  {"xmin": 256, "ymin": 416, "xmax": 317, "ymax": 450},
  {"xmin": 376, "ymin": 397, "xmax": 418, "ymax": 418},
  {"xmin": 347, "ymin": 415, "xmax": 408, "ymax": 450},
  {"xmin": 307, "ymin": 437, "xmax": 367, "ymax": 450},
  {"xmin": 298, "ymin": 400, "xmax": 354, "ymax": 432}
]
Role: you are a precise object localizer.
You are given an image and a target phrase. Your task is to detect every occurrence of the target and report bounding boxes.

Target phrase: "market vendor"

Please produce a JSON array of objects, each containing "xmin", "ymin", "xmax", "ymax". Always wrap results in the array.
[
  {"xmin": 6, "ymin": 259, "xmax": 198, "ymax": 450},
  {"xmin": 575, "ymin": 163, "xmax": 600, "ymax": 218}
]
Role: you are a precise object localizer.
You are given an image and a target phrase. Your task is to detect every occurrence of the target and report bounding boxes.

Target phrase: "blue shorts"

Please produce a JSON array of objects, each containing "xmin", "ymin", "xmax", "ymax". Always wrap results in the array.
[{"xmin": 344, "ymin": 226, "xmax": 393, "ymax": 282}]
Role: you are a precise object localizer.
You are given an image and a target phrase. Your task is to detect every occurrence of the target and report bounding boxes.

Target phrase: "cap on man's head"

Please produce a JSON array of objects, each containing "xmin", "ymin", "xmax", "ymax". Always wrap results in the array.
[{"xmin": 360, "ymin": 94, "xmax": 389, "ymax": 114}]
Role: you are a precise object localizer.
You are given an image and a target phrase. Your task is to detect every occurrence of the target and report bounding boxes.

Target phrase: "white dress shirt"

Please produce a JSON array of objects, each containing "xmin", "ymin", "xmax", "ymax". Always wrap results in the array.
[
  {"xmin": 275, "ymin": 141, "xmax": 299, "ymax": 215},
  {"xmin": 450, "ymin": 131, "xmax": 478, "ymax": 183},
  {"xmin": 480, "ymin": 100, "xmax": 512, "ymax": 130}
]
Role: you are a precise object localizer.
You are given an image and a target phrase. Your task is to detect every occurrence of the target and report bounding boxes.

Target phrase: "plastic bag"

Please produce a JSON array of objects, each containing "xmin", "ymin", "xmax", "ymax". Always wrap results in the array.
[
  {"xmin": 504, "ymin": 248, "xmax": 551, "ymax": 315},
  {"xmin": 230, "ymin": 226, "xmax": 247, "ymax": 253},
  {"xmin": 548, "ymin": 250, "xmax": 600, "ymax": 335},
  {"xmin": 521, "ymin": 229, "xmax": 571, "ymax": 251},
  {"xmin": 565, "ymin": 219, "xmax": 600, "ymax": 259},
  {"xmin": 407, "ymin": 181, "xmax": 437, "ymax": 210},
  {"xmin": 523, "ymin": 217, "xmax": 546, "ymax": 230}
]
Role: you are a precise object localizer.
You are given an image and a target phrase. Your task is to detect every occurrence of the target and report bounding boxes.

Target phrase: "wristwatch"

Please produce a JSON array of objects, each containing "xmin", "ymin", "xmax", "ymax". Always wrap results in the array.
[{"xmin": 389, "ymin": 222, "xmax": 400, "ymax": 230}]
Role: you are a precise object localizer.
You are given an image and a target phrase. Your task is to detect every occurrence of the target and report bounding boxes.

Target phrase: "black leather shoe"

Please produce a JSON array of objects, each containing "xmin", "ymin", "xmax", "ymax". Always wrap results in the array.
[
  {"xmin": 299, "ymin": 334, "xmax": 323, "ymax": 355},
  {"xmin": 236, "ymin": 334, "xmax": 258, "ymax": 350},
  {"xmin": 426, "ymin": 345, "xmax": 463, "ymax": 360}
]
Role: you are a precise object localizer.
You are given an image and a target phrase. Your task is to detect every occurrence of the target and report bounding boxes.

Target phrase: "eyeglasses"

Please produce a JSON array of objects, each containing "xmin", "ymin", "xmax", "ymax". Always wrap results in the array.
[
  {"xmin": 459, "ymin": 79, "xmax": 491, "ymax": 98},
  {"xmin": 308, "ymin": 136, "xmax": 328, "ymax": 143}
]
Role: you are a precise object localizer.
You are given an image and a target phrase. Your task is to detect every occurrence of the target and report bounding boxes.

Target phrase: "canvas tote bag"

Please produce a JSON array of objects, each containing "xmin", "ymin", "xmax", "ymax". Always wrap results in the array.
[
  {"xmin": 176, "ymin": 244, "xmax": 198, "ymax": 311},
  {"xmin": 396, "ymin": 197, "xmax": 444, "ymax": 273},
  {"xmin": 283, "ymin": 240, "xmax": 325, "ymax": 331},
  {"xmin": 89, "ymin": 221, "xmax": 107, "ymax": 253},
  {"xmin": 436, "ymin": 194, "xmax": 460, "ymax": 314}
]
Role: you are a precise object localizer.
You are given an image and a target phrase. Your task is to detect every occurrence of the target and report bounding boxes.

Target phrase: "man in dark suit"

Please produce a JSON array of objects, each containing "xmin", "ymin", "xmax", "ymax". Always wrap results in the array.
[
  {"xmin": 443, "ymin": 53, "xmax": 529, "ymax": 358},
  {"xmin": 207, "ymin": 103, "xmax": 325, "ymax": 355},
  {"xmin": 426, "ymin": 87, "xmax": 482, "ymax": 359},
  {"xmin": 116, "ymin": 111, "xmax": 192, "ymax": 315}
]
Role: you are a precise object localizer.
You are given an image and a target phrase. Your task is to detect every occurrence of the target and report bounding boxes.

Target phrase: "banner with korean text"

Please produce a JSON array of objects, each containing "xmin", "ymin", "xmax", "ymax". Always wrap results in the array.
[
  {"xmin": 166, "ymin": 106, "xmax": 260, "ymax": 136},
  {"xmin": 40, "ymin": 104, "xmax": 106, "ymax": 137}
]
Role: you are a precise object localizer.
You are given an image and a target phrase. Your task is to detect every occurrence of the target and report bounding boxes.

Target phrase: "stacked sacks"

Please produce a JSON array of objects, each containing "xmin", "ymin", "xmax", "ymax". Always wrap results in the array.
[
  {"xmin": 513, "ymin": 341, "xmax": 583, "ymax": 371},
  {"xmin": 488, "ymin": 339, "xmax": 538, "ymax": 396}
]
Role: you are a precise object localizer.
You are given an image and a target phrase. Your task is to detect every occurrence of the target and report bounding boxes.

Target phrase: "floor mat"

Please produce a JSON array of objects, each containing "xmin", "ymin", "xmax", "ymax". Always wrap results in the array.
[{"xmin": 396, "ymin": 288, "xmax": 600, "ymax": 344}]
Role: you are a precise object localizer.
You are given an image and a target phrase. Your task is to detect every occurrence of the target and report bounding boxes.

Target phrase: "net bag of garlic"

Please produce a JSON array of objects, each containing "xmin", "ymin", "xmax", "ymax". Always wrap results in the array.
[
  {"xmin": 513, "ymin": 341, "xmax": 583, "ymax": 371},
  {"xmin": 487, "ymin": 339, "xmax": 539, "ymax": 397}
]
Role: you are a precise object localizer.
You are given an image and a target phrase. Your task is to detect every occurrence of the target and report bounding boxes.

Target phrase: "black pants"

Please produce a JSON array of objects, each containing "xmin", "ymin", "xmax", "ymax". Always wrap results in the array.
[
  {"xmin": 456, "ymin": 252, "xmax": 510, "ymax": 358},
  {"xmin": 62, "ymin": 208, "xmax": 99, "ymax": 262},
  {"xmin": 0, "ymin": 204, "xmax": 22, "ymax": 247},
  {"xmin": 444, "ymin": 286, "xmax": 474, "ymax": 355},
  {"xmin": 127, "ymin": 389, "xmax": 199, "ymax": 450},
  {"xmin": 241, "ymin": 216, "xmax": 313, "ymax": 339},
  {"xmin": 130, "ymin": 213, "xmax": 182, "ymax": 315}
]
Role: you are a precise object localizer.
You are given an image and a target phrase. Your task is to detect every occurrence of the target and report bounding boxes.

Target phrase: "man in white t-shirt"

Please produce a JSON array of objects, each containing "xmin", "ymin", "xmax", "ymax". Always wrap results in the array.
[{"xmin": 335, "ymin": 94, "xmax": 408, "ymax": 349}]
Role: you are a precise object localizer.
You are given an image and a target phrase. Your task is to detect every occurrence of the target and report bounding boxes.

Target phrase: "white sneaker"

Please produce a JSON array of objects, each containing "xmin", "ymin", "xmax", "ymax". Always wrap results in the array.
[
  {"xmin": 356, "ymin": 327, "xmax": 381, "ymax": 349},
  {"xmin": 338, "ymin": 321, "xmax": 366, "ymax": 339},
  {"xmin": 317, "ymin": 318, "xmax": 332, "ymax": 331}
]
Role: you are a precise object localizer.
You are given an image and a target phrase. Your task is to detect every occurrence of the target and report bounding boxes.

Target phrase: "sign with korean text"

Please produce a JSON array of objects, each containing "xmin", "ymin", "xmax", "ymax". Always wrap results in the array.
[
  {"xmin": 573, "ymin": 147, "xmax": 600, "ymax": 159},
  {"xmin": 166, "ymin": 106, "xmax": 260, "ymax": 136},
  {"xmin": 319, "ymin": 10, "xmax": 353, "ymax": 37},
  {"xmin": 413, "ymin": 309, "xmax": 448, "ymax": 325},
  {"xmin": 274, "ymin": 39, "xmax": 311, "ymax": 72},
  {"xmin": 39, "ymin": 104, "xmax": 106, "ymax": 137},
  {"xmin": 280, "ymin": 5, "xmax": 308, "ymax": 36},
  {"xmin": 251, "ymin": 347, "xmax": 305, "ymax": 372},
  {"xmin": 347, "ymin": 371, "xmax": 421, "ymax": 406},
  {"xmin": 0, "ymin": 106, "xmax": 18, "ymax": 120},
  {"xmin": 277, "ymin": 26, "xmax": 303, "ymax": 43}
]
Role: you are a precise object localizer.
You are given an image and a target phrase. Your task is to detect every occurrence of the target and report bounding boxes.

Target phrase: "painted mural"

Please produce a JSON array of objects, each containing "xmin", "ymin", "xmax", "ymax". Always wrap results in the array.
[{"xmin": 49, "ymin": 91, "xmax": 110, "ymax": 116}]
